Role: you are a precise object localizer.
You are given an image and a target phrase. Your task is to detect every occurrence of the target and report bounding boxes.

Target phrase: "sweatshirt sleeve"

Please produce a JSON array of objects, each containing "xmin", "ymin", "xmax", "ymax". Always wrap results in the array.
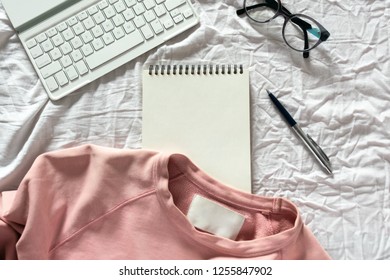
[
  {"xmin": 0, "ymin": 191, "xmax": 19, "ymax": 260},
  {"xmin": 0, "ymin": 145, "xmax": 158, "ymax": 259}
]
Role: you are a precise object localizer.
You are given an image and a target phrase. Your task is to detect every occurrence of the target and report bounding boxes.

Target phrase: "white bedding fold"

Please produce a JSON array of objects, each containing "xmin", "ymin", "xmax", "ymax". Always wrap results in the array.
[{"xmin": 0, "ymin": 0, "xmax": 389, "ymax": 259}]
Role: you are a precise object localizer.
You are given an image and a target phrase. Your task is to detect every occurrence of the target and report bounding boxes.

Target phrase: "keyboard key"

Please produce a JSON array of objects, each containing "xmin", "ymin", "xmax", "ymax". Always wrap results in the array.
[
  {"xmin": 108, "ymin": 0, "xmax": 119, "ymax": 4},
  {"xmin": 85, "ymin": 29, "xmax": 143, "ymax": 69},
  {"xmin": 71, "ymin": 49, "xmax": 83, "ymax": 62},
  {"xmin": 41, "ymin": 39, "xmax": 54, "ymax": 52},
  {"xmin": 67, "ymin": 16, "xmax": 78, "ymax": 26},
  {"xmin": 60, "ymin": 55, "xmax": 73, "ymax": 68},
  {"xmin": 81, "ymin": 44, "xmax": 94, "ymax": 56},
  {"xmin": 183, "ymin": 9, "xmax": 193, "ymax": 18},
  {"xmin": 98, "ymin": 0, "xmax": 109, "ymax": 10},
  {"xmin": 164, "ymin": 0, "xmax": 186, "ymax": 11},
  {"xmin": 88, "ymin": 5, "xmax": 99, "ymax": 15},
  {"xmin": 141, "ymin": 25, "xmax": 154, "ymax": 40},
  {"xmin": 102, "ymin": 20, "xmax": 115, "ymax": 32},
  {"xmin": 170, "ymin": 8, "xmax": 180, "ymax": 18},
  {"xmin": 92, "ymin": 25, "xmax": 104, "ymax": 37},
  {"xmin": 134, "ymin": 16, "xmax": 146, "ymax": 28},
  {"xmin": 41, "ymin": 61, "xmax": 62, "ymax": 78},
  {"xmin": 112, "ymin": 14, "xmax": 125, "ymax": 26},
  {"xmin": 63, "ymin": 29, "xmax": 75, "ymax": 41},
  {"xmin": 124, "ymin": 0, "xmax": 137, "ymax": 7},
  {"xmin": 47, "ymin": 28, "xmax": 58, "ymax": 37},
  {"xmin": 30, "ymin": 45, "xmax": 43, "ymax": 58},
  {"xmin": 83, "ymin": 17, "xmax": 95, "ymax": 30},
  {"xmin": 144, "ymin": 0, "xmax": 156, "ymax": 10},
  {"xmin": 52, "ymin": 34, "xmax": 65, "ymax": 47},
  {"xmin": 75, "ymin": 60, "xmax": 89, "ymax": 75},
  {"xmin": 144, "ymin": 11, "xmax": 156, "ymax": 22},
  {"xmin": 154, "ymin": 5, "xmax": 166, "ymax": 17},
  {"xmin": 49, "ymin": 48, "xmax": 62, "ymax": 61},
  {"xmin": 36, "ymin": 33, "xmax": 47, "ymax": 43},
  {"xmin": 103, "ymin": 6, "xmax": 116, "ymax": 18},
  {"xmin": 113, "ymin": 27, "xmax": 125, "ymax": 39},
  {"xmin": 65, "ymin": 65, "xmax": 79, "ymax": 81},
  {"xmin": 150, "ymin": 20, "xmax": 164, "ymax": 34},
  {"xmin": 46, "ymin": 76, "xmax": 58, "ymax": 91},
  {"xmin": 35, "ymin": 53, "xmax": 51, "ymax": 68},
  {"xmin": 71, "ymin": 37, "xmax": 83, "ymax": 49},
  {"xmin": 26, "ymin": 38, "xmax": 37, "ymax": 49},
  {"xmin": 173, "ymin": 14, "xmax": 184, "ymax": 24},
  {"xmin": 60, "ymin": 42, "xmax": 73, "ymax": 55},
  {"xmin": 94, "ymin": 11, "xmax": 106, "ymax": 24},
  {"xmin": 57, "ymin": 22, "xmax": 68, "ymax": 32},
  {"xmin": 163, "ymin": 19, "xmax": 174, "ymax": 29},
  {"xmin": 92, "ymin": 38, "xmax": 104, "ymax": 50},
  {"xmin": 114, "ymin": 1, "xmax": 126, "ymax": 13},
  {"xmin": 102, "ymin": 33, "xmax": 115, "ymax": 45},
  {"xmin": 55, "ymin": 71, "xmax": 69, "ymax": 86},
  {"xmin": 73, "ymin": 22, "xmax": 85, "ymax": 35},
  {"xmin": 81, "ymin": 31, "xmax": 94, "ymax": 43},
  {"xmin": 133, "ymin": 3, "xmax": 146, "ymax": 15},
  {"xmin": 77, "ymin": 11, "xmax": 88, "ymax": 21},
  {"xmin": 123, "ymin": 9, "xmax": 135, "ymax": 21},
  {"xmin": 123, "ymin": 22, "xmax": 135, "ymax": 33}
]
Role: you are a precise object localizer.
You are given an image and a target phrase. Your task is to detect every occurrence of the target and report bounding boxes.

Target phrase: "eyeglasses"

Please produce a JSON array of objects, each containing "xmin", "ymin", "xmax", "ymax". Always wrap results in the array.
[{"xmin": 236, "ymin": 0, "xmax": 330, "ymax": 58}]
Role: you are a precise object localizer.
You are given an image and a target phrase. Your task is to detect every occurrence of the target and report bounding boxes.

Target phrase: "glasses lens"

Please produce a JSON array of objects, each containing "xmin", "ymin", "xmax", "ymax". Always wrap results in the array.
[
  {"xmin": 283, "ymin": 15, "xmax": 322, "ymax": 51},
  {"xmin": 244, "ymin": 0, "xmax": 280, "ymax": 23}
]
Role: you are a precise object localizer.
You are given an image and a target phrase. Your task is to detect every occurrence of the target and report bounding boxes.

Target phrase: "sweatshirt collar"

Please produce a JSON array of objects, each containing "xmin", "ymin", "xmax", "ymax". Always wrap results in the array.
[{"xmin": 154, "ymin": 152, "xmax": 303, "ymax": 258}]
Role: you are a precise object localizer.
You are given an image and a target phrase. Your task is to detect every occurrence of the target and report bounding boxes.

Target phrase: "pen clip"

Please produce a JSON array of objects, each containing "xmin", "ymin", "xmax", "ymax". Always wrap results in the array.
[{"xmin": 306, "ymin": 134, "xmax": 330, "ymax": 162}]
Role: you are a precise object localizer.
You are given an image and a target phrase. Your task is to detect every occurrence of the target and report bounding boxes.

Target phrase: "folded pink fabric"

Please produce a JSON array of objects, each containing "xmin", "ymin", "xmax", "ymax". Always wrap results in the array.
[{"xmin": 0, "ymin": 145, "xmax": 330, "ymax": 260}]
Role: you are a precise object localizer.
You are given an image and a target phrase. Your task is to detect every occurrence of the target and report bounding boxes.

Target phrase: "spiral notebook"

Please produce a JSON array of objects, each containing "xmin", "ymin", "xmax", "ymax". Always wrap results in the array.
[{"xmin": 142, "ymin": 64, "xmax": 251, "ymax": 193}]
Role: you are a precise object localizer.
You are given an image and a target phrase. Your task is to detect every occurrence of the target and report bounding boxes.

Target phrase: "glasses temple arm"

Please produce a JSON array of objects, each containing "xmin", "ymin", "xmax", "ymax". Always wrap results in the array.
[
  {"xmin": 302, "ymin": 29, "xmax": 310, "ymax": 58},
  {"xmin": 236, "ymin": 8, "xmax": 246, "ymax": 16}
]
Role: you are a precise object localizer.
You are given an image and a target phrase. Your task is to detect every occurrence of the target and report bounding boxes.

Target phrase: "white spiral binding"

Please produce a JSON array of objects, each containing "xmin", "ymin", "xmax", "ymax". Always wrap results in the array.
[{"xmin": 148, "ymin": 64, "xmax": 244, "ymax": 75}]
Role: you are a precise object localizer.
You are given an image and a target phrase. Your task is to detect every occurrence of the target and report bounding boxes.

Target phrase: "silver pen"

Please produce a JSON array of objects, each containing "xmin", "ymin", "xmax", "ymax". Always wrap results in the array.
[{"xmin": 267, "ymin": 90, "xmax": 332, "ymax": 174}]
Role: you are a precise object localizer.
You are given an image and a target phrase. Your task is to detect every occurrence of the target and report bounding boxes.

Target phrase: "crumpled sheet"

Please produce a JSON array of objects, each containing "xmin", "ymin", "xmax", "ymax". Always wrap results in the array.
[{"xmin": 0, "ymin": 0, "xmax": 389, "ymax": 260}]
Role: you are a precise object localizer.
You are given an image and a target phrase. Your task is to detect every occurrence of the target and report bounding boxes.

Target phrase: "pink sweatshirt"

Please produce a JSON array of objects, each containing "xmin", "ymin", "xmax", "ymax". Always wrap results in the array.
[{"xmin": 0, "ymin": 145, "xmax": 330, "ymax": 260}]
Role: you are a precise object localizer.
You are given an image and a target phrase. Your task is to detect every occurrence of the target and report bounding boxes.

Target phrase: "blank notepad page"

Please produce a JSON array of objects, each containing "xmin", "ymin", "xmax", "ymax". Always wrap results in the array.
[{"xmin": 142, "ymin": 65, "xmax": 251, "ymax": 193}]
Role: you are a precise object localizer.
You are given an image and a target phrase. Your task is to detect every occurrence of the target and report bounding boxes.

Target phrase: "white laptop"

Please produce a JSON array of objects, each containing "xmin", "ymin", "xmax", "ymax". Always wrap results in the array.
[{"xmin": 2, "ymin": 0, "xmax": 199, "ymax": 100}]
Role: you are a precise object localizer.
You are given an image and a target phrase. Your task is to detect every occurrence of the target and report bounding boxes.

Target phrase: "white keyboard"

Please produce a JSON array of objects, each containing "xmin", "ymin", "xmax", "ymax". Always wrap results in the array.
[{"xmin": 23, "ymin": 0, "xmax": 199, "ymax": 100}]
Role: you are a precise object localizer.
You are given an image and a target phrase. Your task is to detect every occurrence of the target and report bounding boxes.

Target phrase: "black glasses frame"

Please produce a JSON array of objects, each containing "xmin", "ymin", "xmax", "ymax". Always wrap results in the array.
[{"xmin": 236, "ymin": 0, "xmax": 330, "ymax": 58}]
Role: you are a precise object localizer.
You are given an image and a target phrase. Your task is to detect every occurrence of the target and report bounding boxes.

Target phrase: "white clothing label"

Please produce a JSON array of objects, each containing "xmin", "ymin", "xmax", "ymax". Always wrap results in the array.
[{"xmin": 187, "ymin": 195, "xmax": 245, "ymax": 240}]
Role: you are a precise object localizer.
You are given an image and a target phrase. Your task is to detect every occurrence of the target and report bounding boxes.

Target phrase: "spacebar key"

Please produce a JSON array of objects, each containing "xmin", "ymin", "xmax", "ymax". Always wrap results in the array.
[{"xmin": 86, "ymin": 30, "xmax": 144, "ymax": 70}]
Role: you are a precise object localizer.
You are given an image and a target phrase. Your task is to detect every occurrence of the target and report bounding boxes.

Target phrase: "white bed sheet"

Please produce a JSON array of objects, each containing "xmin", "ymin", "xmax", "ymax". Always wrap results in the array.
[{"xmin": 0, "ymin": 0, "xmax": 389, "ymax": 260}]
